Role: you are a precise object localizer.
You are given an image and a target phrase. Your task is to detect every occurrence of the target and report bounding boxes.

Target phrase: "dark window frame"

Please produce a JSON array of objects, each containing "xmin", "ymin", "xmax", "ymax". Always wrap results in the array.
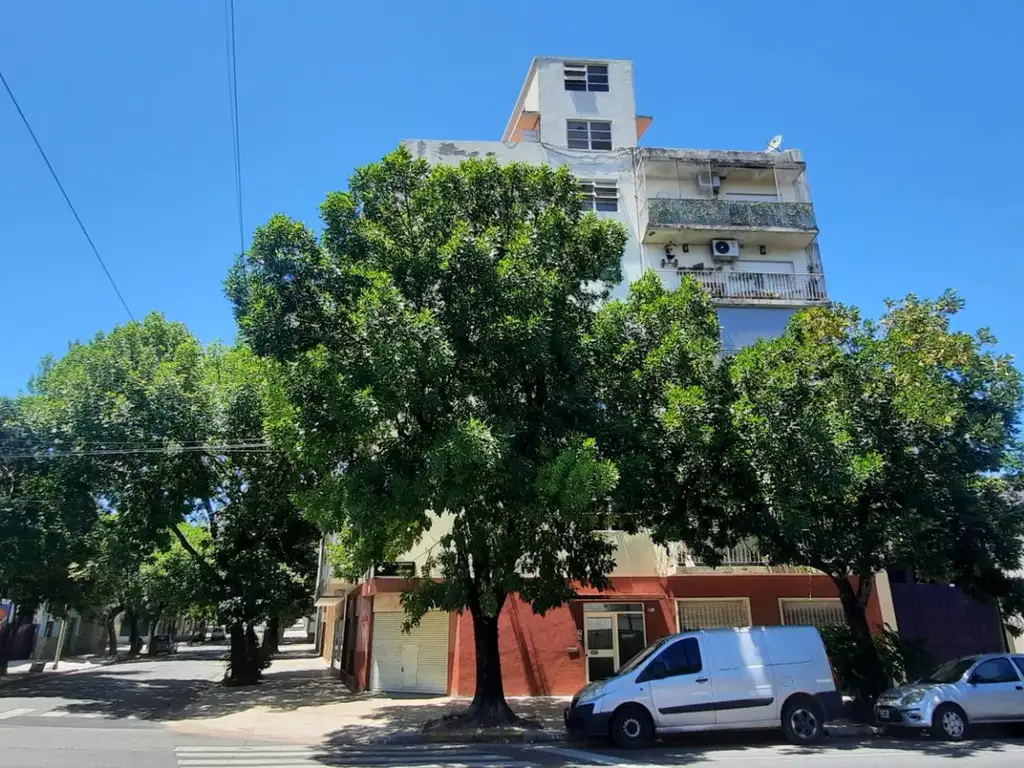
[
  {"xmin": 971, "ymin": 657, "xmax": 1021, "ymax": 684},
  {"xmin": 578, "ymin": 180, "xmax": 619, "ymax": 212},
  {"xmin": 564, "ymin": 62, "xmax": 610, "ymax": 92},
  {"xmin": 567, "ymin": 120, "xmax": 613, "ymax": 151}
]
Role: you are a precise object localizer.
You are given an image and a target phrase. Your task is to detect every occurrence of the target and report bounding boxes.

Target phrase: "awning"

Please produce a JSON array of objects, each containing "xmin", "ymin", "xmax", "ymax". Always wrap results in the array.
[{"xmin": 314, "ymin": 596, "xmax": 345, "ymax": 608}]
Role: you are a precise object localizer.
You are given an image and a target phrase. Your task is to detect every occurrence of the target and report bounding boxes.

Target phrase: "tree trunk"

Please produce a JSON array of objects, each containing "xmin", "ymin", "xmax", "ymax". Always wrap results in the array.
[
  {"xmin": 262, "ymin": 616, "xmax": 280, "ymax": 655},
  {"xmin": 147, "ymin": 604, "xmax": 164, "ymax": 655},
  {"xmin": 225, "ymin": 621, "xmax": 262, "ymax": 685},
  {"xmin": 463, "ymin": 600, "xmax": 519, "ymax": 726},
  {"xmin": 832, "ymin": 574, "xmax": 887, "ymax": 699},
  {"xmin": 126, "ymin": 608, "xmax": 142, "ymax": 656},
  {"xmin": 105, "ymin": 613, "xmax": 119, "ymax": 657},
  {"xmin": 0, "ymin": 607, "xmax": 32, "ymax": 675}
]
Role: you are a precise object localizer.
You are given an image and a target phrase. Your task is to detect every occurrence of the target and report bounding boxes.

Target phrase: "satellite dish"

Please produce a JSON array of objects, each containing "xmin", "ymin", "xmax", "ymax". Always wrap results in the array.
[{"xmin": 765, "ymin": 134, "xmax": 783, "ymax": 153}]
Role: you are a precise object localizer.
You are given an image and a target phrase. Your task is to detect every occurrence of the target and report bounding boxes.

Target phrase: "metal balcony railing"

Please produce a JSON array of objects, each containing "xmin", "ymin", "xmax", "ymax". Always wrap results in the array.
[
  {"xmin": 670, "ymin": 541, "xmax": 814, "ymax": 573},
  {"xmin": 646, "ymin": 198, "xmax": 818, "ymax": 232},
  {"xmin": 678, "ymin": 270, "xmax": 828, "ymax": 303},
  {"xmin": 673, "ymin": 541, "xmax": 765, "ymax": 568}
]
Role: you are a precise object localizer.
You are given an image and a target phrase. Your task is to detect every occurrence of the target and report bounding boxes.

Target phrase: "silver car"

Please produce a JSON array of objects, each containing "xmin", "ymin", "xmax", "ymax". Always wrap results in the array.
[{"xmin": 875, "ymin": 653, "xmax": 1024, "ymax": 740}]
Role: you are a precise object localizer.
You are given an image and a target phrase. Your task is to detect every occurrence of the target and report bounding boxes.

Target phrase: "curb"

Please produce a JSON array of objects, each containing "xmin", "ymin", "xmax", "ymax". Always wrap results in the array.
[
  {"xmin": 0, "ymin": 655, "xmax": 123, "ymax": 686},
  {"xmin": 363, "ymin": 728, "xmax": 567, "ymax": 746},
  {"xmin": 825, "ymin": 722, "xmax": 880, "ymax": 739}
]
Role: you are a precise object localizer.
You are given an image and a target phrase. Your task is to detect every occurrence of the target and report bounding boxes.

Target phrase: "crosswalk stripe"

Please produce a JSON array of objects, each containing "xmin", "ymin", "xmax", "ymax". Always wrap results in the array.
[
  {"xmin": 172, "ymin": 746, "xmax": 535, "ymax": 768},
  {"xmin": 0, "ymin": 708, "xmax": 35, "ymax": 720},
  {"xmin": 40, "ymin": 710, "xmax": 70, "ymax": 718}
]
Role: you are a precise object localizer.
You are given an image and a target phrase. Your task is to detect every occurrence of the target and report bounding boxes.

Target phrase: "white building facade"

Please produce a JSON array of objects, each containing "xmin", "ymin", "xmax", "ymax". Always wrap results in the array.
[{"xmin": 404, "ymin": 56, "xmax": 828, "ymax": 353}]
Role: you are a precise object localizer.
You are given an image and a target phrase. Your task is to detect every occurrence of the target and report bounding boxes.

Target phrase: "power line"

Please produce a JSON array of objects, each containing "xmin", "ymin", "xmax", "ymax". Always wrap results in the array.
[
  {"xmin": 0, "ymin": 68, "xmax": 136, "ymax": 322},
  {"xmin": 0, "ymin": 442, "xmax": 272, "ymax": 460},
  {"xmin": 224, "ymin": 0, "xmax": 245, "ymax": 254}
]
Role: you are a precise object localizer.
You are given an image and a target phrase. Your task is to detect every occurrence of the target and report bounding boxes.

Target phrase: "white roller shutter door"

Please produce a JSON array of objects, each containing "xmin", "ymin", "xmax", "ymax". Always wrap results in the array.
[{"xmin": 370, "ymin": 611, "xmax": 449, "ymax": 694}]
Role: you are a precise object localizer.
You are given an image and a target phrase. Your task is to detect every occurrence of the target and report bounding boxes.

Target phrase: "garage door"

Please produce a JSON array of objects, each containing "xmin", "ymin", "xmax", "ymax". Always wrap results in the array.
[{"xmin": 370, "ymin": 611, "xmax": 449, "ymax": 694}]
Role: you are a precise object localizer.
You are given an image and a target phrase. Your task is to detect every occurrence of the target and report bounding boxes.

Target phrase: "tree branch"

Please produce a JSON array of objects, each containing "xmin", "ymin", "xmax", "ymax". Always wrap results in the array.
[{"xmin": 171, "ymin": 524, "xmax": 223, "ymax": 587}]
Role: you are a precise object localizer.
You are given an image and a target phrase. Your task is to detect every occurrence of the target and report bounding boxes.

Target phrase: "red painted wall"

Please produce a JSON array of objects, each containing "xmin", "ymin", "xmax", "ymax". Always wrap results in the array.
[{"xmin": 452, "ymin": 574, "xmax": 884, "ymax": 696}]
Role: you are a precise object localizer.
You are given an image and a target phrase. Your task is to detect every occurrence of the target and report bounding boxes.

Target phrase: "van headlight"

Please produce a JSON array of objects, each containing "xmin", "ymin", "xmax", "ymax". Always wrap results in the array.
[
  {"xmin": 577, "ymin": 683, "xmax": 607, "ymax": 704},
  {"xmin": 902, "ymin": 690, "xmax": 926, "ymax": 706}
]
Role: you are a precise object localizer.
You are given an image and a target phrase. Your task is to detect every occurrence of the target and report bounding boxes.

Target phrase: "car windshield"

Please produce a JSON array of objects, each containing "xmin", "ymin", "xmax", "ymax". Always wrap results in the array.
[
  {"xmin": 613, "ymin": 636, "xmax": 675, "ymax": 677},
  {"xmin": 918, "ymin": 657, "xmax": 977, "ymax": 684}
]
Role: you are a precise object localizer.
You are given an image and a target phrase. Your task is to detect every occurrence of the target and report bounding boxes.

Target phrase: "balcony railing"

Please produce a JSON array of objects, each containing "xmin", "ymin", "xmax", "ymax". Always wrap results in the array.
[
  {"xmin": 670, "ymin": 541, "xmax": 814, "ymax": 573},
  {"xmin": 646, "ymin": 198, "xmax": 817, "ymax": 232},
  {"xmin": 673, "ymin": 270, "xmax": 827, "ymax": 303}
]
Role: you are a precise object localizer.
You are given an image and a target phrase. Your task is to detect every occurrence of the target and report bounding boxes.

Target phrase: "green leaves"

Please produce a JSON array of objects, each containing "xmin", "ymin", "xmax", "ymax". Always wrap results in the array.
[
  {"xmin": 228, "ymin": 148, "xmax": 630, "ymax": 628},
  {"xmin": 727, "ymin": 294, "xmax": 1024, "ymax": 585}
]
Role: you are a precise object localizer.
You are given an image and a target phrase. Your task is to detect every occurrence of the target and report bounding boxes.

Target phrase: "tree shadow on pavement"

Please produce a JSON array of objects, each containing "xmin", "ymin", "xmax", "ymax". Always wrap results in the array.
[{"xmin": 574, "ymin": 727, "xmax": 1024, "ymax": 764}]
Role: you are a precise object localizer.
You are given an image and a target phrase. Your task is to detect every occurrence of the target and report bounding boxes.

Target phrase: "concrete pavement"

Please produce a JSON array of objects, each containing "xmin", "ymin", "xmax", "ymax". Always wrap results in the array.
[{"xmin": 7, "ymin": 638, "xmax": 1024, "ymax": 766}]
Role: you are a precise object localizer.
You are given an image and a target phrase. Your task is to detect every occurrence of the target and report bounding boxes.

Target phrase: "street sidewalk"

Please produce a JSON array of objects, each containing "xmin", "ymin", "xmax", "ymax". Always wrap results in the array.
[
  {"xmin": 0, "ymin": 653, "xmax": 117, "ymax": 685},
  {"xmin": 166, "ymin": 643, "xmax": 569, "ymax": 745},
  {"xmin": 165, "ymin": 642, "xmax": 876, "ymax": 746}
]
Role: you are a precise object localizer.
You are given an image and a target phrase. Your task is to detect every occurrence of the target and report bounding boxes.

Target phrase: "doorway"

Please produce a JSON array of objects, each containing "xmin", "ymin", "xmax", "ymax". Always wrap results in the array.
[{"xmin": 583, "ymin": 602, "xmax": 647, "ymax": 682}]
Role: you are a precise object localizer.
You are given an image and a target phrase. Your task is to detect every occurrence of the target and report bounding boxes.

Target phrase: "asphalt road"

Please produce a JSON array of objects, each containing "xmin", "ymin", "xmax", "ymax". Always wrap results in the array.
[{"xmin": 6, "ymin": 652, "xmax": 1024, "ymax": 767}]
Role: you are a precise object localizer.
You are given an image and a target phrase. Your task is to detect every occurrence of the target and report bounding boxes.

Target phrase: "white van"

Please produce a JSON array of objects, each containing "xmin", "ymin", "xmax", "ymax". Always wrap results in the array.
[{"xmin": 564, "ymin": 625, "xmax": 841, "ymax": 748}]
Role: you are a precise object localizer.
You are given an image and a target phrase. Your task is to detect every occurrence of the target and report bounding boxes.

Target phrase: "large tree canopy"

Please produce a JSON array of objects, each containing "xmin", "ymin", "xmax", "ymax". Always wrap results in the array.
[
  {"xmin": 227, "ymin": 149, "xmax": 642, "ymax": 723},
  {"xmin": 723, "ymin": 292, "xmax": 1024, "ymax": 695},
  {"xmin": 13, "ymin": 316, "xmax": 316, "ymax": 682}
]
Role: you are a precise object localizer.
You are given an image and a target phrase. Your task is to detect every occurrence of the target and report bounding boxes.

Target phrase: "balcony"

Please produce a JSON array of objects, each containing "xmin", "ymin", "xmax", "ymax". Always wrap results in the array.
[
  {"xmin": 664, "ymin": 270, "xmax": 827, "ymax": 306},
  {"xmin": 642, "ymin": 199, "xmax": 818, "ymax": 248},
  {"xmin": 669, "ymin": 541, "xmax": 813, "ymax": 575}
]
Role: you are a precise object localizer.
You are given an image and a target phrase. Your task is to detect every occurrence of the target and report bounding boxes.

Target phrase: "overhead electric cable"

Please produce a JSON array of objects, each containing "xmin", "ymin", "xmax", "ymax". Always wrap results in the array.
[{"xmin": 0, "ymin": 68, "xmax": 135, "ymax": 321}]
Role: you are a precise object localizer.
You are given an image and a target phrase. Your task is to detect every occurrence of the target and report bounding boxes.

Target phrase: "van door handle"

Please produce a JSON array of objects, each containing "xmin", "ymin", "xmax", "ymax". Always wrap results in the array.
[
  {"xmin": 1016, "ymin": 685, "xmax": 1023, "ymax": 691},
  {"xmin": 696, "ymin": 677, "xmax": 709, "ymax": 684}
]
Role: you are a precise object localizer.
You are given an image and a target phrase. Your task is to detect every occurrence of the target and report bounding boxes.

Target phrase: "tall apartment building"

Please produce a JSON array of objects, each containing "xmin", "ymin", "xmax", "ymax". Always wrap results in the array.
[{"xmin": 315, "ymin": 57, "xmax": 898, "ymax": 697}]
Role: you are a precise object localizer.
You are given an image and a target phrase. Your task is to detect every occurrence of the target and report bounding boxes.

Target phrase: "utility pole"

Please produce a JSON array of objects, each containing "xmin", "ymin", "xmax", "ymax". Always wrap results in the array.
[{"xmin": 51, "ymin": 611, "xmax": 69, "ymax": 670}]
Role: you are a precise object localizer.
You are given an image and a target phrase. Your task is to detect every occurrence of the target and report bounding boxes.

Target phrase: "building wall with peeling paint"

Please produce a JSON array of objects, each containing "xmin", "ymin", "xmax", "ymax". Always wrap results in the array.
[{"xmin": 402, "ymin": 138, "xmax": 644, "ymax": 298}]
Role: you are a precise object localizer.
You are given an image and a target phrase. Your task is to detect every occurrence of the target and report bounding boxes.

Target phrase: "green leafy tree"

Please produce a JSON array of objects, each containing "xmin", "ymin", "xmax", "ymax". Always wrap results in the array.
[
  {"xmin": 25, "ymin": 317, "xmax": 314, "ymax": 682},
  {"xmin": 0, "ymin": 396, "xmax": 97, "ymax": 672},
  {"xmin": 726, "ymin": 293, "xmax": 1024, "ymax": 697},
  {"xmin": 591, "ymin": 273, "xmax": 750, "ymax": 556},
  {"xmin": 226, "ymin": 149, "xmax": 631, "ymax": 723}
]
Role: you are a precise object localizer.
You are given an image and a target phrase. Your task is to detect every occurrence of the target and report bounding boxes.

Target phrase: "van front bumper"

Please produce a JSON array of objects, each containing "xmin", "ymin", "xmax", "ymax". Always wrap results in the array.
[{"xmin": 564, "ymin": 703, "xmax": 612, "ymax": 738}]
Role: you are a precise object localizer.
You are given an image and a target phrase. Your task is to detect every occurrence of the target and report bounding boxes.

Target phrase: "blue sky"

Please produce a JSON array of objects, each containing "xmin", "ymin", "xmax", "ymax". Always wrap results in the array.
[{"xmin": 2, "ymin": 1, "xmax": 1022, "ymax": 395}]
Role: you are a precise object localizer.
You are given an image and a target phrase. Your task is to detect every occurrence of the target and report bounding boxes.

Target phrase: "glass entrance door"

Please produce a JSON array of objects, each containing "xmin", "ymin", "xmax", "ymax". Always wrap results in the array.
[
  {"xmin": 585, "ymin": 616, "xmax": 616, "ymax": 681},
  {"xmin": 583, "ymin": 603, "xmax": 647, "ymax": 681}
]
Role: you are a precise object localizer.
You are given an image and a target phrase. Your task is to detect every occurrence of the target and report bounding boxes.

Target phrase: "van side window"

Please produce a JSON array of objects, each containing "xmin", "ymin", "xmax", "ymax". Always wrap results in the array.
[{"xmin": 659, "ymin": 638, "xmax": 703, "ymax": 677}]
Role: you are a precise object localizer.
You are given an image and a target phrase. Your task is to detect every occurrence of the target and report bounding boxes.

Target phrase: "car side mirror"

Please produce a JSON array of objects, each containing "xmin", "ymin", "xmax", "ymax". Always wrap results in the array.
[{"xmin": 968, "ymin": 674, "xmax": 981, "ymax": 685}]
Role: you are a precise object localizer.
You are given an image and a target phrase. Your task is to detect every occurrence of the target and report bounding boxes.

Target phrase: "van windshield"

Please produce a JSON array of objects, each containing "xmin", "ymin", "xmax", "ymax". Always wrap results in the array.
[{"xmin": 614, "ymin": 635, "xmax": 674, "ymax": 677}]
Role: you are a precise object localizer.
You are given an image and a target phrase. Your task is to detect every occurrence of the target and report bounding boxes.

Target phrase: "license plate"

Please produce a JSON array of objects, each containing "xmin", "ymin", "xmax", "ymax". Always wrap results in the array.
[{"xmin": 877, "ymin": 708, "xmax": 890, "ymax": 720}]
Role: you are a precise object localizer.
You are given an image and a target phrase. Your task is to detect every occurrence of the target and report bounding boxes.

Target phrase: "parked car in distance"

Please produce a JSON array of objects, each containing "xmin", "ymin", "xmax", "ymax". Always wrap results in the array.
[
  {"xmin": 564, "ymin": 625, "xmax": 841, "ymax": 748},
  {"xmin": 209, "ymin": 627, "xmax": 226, "ymax": 642},
  {"xmin": 148, "ymin": 634, "xmax": 178, "ymax": 655},
  {"xmin": 874, "ymin": 653, "xmax": 1024, "ymax": 740}
]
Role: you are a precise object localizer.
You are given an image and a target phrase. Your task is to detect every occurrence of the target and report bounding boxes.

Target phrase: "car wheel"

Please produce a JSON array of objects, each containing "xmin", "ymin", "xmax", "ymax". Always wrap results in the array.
[
  {"xmin": 782, "ymin": 695, "xmax": 825, "ymax": 745},
  {"xmin": 610, "ymin": 704, "xmax": 654, "ymax": 749},
  {"xmin": 931, "ymin": 703, "xmax": 968, "ymax": 741}
]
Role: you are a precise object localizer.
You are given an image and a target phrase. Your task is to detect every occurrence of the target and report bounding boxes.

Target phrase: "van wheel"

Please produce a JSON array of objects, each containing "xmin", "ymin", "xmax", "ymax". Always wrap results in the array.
[
  {"xmin": 782, "ymin": 695, "xmax": 825, "ymax": 745},
  {"xmin": 931, "ymin": 703, "xmax": 968, "ymax": 741},
  {"xmin": 610, "ymin": 705, "xmax": 654, "ymax": 749}
]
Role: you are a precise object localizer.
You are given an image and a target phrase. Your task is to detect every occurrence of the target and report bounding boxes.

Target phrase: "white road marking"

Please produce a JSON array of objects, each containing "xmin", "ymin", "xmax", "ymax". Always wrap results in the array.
[
  {"xmin": 532, "ymin": 745, "xmax": 626, "ymax": 765},
  {"xmin": 173, "ymin": 745, "xmax": 534, "ymax": 767},
  {"xmin": 0, "ymin": 708, "xmax": 35, "ymax": 720}
]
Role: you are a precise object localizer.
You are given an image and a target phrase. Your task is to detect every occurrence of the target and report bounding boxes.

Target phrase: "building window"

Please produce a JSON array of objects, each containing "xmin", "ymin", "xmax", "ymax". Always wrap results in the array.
[
  {"xmin": 780, "ymin": 598, "xmax": 846, "ymax": 628},
  {"xmin": 567, "ymin": 120, "xmax": 612, "ymax": 151},
  {"xmin": 579, "ymin": 180, "xmax": 618, "ymax": 212},
  {"xmin": 564, "ymin": 63, "xmax": 609, "ymax": 92},
  {"xmin": 677, "ymin": 599, "xmax": 752, "ymax": 631}
]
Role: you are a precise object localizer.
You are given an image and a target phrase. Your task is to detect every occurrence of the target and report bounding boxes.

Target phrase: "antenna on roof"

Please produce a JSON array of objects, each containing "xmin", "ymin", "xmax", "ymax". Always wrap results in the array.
[{"xmin": 765, "ymin": 134, "xmax": 784, "ymax": 153}]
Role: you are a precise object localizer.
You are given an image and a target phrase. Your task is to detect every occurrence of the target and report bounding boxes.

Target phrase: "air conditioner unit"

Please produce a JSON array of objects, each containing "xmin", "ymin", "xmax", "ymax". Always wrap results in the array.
[
  {"xmin": 710, "ymin": 239, "xmax": 740, "ymax": 261},
  {"xmin": 697, "ymin": 172, "xmax": 722, "ymax": 192}
]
